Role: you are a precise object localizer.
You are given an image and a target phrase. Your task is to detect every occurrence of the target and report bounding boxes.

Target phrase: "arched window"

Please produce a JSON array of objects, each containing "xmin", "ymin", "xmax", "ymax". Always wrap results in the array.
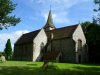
[
  {"xmin": 40, "ymin": 42, "xmax": 45, "ymax": 54},
  {"xmin": 78, "ymin": 39, "xmax": 82, "ymax": 51}
]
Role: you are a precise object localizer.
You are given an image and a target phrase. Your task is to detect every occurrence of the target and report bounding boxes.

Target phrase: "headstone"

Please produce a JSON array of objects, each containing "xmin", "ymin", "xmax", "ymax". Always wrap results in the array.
[{"xmin": 0, "ymin": 55, "xmax": 6, "ymax": 62}]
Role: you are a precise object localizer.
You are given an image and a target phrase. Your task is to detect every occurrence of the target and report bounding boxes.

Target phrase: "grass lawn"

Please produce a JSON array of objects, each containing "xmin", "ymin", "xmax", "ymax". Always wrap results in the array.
[{"xmin": 0, "ymin": 61, "xmax": 100, "ymax": 75}]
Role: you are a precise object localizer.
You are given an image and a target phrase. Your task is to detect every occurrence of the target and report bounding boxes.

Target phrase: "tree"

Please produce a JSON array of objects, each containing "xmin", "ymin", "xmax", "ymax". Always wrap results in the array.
[
  {"xmin": 81, "ymin": 21, "xmax": 92, "ymax": 35},
  {"xmin": 0, "ymin": 0, "xmax": 20, "ymax": 30},
  {"xmin": 81, "ymin": 21, "xmax": 100, "ymax": 63},
  {"xmin": 82, "ymin": 21, "xmax": 100, "ymax": 45},
  {"xmin": 93, "ymin": 0, "xmax": 100, "ymax": 25},
  {"xmin": 4, "ymin": 39, "xmax": 12, "ymax": 60}
]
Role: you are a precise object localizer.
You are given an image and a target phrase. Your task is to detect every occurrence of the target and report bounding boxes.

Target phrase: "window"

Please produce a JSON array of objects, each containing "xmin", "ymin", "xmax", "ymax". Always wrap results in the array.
[
  {"xmin": 40, "ymin": 42, "xmax": 45, "ymax": 54},
  {"xmin": 78, "ymin": 39, "xmax": 82, "ymax": 51}
]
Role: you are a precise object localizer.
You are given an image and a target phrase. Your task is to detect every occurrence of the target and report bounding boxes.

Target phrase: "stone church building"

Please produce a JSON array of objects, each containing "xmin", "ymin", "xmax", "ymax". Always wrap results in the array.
[{"xmin": 14, "ymin": 10, "xmax": 88, "ymax": 63}]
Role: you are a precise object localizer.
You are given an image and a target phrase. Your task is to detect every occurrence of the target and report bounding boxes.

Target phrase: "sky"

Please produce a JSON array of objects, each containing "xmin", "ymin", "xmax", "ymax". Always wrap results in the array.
[{"xmin": 0, "ymin": 0, "xmax": 95, "ymax": 51}]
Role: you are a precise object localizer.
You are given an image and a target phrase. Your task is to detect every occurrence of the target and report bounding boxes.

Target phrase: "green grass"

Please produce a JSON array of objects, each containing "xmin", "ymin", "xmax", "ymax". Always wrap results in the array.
[{"xmin": 0, "ymin": 61, "xmax": 100, "ymax": 75}]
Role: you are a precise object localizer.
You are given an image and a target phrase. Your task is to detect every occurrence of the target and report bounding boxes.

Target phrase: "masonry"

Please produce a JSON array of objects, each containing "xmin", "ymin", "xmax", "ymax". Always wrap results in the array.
[{"xmin": 14, "ymin": 10, "xmax": 88, "ymax": 63}]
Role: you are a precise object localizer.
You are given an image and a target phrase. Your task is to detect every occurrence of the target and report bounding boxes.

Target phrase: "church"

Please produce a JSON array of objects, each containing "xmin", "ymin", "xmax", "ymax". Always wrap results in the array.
[{"xmin": 14, "ymin": 10, "xmax": 88, "ymax": 63}]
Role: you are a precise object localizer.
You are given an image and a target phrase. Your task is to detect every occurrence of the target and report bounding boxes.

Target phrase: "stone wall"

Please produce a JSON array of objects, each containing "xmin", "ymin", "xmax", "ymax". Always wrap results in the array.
[
  {"xmin": 73, "ymin": 25, "xmax": 88, "ymax": 63},
  {"xmin": 48, "ymin": 38, "xmax": 76, "ymax": 63},
  {"xmin": 14, "ymin": 44, "xmax": 33, "ymax": 61},
  {"xmin": 33, "ymin": 29, "xmax": 47, "ymax": 61}
]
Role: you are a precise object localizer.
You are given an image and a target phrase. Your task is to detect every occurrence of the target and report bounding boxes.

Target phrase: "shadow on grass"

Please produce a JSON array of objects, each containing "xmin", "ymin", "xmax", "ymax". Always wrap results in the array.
[
  {"xmin": 26, "ymin": 64, "xmax": 37, "ymax": 66},
  {"xmin": 0, "ymin": 66, "xmax": 61, "ymax": 75},
  {"xmin": 72, "ymin": 66, "xmax": 100, "ymax": 75},
  {"xmin": 0, "ymin": 64, "xmax": 100, "ymax": 75},
  {"xmin": 81, "ymin": 63, "xmax": 100, "ymax": 66}
]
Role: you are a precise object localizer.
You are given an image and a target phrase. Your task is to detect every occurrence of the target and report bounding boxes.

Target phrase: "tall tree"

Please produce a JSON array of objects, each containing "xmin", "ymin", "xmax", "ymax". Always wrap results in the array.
[
  {"xmin": 82, "ymin": 21, "xmax": 100, "ymax": 45},
  {"xmin": 81, "ymin": 21, "xmax": 100, "ymax": 63},
  {"xmin": 0, "ymin": 0, "xmax": 20, "ymax": 30},
  {"xmin": 4, "ymin": 39, "xmax": 12, "ymax": 60}
]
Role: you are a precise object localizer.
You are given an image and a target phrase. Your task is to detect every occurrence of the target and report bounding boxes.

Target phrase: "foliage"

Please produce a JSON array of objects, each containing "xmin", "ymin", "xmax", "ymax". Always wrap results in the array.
[
  {"xmin": 0, "ymin": 0, "xmax": 20, "ymax": 30},
  {"xmin": 81, "ymin": 21, "xmax": 100, "ymax": 63},
  {"xmin": 4, "ymin": 39, "xmax": 12, "ymax": 60},
  {"xmin": 93, "ymin": 0, "xmax": 100, "ymax": 25},
  {"xmin": 81, "ymin": 21, "xmax": 92, "ymax": 35},
  {"xmin": 81, "ymin": 21, "xmax": 100, "ymax": 45},
  {"xmin": 94, "ymin": 0, "xmax": 100, "ymax": 11}
]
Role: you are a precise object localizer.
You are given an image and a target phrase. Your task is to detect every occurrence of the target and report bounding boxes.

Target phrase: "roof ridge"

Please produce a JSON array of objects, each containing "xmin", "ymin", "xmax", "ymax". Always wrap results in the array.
[
  {"xmin": 15, "ymin": 29, "xmax": 40, "ymax": 45},
  {"xmin": 50, "ymin": 24, "xmax": 78, "ymax": 31},
  {"xmin": 23, "ymin": 29, "xmax": 40, "ymax": 35}
]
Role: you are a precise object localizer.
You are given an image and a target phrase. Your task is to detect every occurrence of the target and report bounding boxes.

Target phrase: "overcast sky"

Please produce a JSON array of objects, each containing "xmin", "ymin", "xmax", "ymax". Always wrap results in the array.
[{"xmin": 0, "ymin": 0, "xmax": 94, "ymax": 51}]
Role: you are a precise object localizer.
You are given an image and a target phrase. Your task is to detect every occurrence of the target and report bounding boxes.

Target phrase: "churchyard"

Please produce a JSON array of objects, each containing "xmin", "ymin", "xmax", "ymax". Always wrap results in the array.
[{"xmin": 0, "ymin": 61, "xmax": 100, "ymax": 75}]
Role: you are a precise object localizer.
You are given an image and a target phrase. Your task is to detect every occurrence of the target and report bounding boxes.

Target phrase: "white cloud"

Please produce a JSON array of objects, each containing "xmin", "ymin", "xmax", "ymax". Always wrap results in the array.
[
  {"xmin": 38, "ymin": 0, "xmax": 84, "ymax": 25},
  {"xmin": 0, "ymin": 30, "xmax": 29, "ymax": 42},
  {"xmin": 19, "ymin": 0, "xmax": 91, "ymax": 25},
  {"xmin": 35, "ymin": 0, "xmax": 89, "ymax": 9},
  {"xmin": 0, "ymin": 30, "xmax": 30, "ymax": 51},
  {"xmin": 22, "ymin": 0, "xmax": 90, "ymax": 11}
]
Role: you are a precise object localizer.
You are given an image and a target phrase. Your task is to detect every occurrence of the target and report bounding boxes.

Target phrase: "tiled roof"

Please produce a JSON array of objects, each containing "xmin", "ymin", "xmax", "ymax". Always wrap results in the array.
[
  {"xmin": 15, "ymin": 30, "xmax": 40, "ymax": 45},
  {"xmin": 15, "ymin": 24, "xmax": 78, "ymax": 45},
  {"xmin": 46, "ymin": 24, "xmax": 78, "ymax": 40}
]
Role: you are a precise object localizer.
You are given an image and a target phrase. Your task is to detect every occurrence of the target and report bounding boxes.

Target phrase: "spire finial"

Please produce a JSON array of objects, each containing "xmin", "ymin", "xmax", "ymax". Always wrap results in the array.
[
  {"xmin": 43, "ymin": 9, "xmax": 56, "ymax": 30},
  {"xmin": 50, "ymin": 0, "xmax": 52, "ymax": 11},
  {"xmin": 50, "ymin": 4, "xmax": 51, "ymax": 10}
]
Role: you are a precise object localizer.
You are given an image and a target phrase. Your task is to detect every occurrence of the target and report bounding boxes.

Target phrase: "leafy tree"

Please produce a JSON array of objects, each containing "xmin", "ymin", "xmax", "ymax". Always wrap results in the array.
[
  {"xmin": 81, "ymin": 21, "xmax": 92, "ymax": 35},
  {"xmin": 81, "ymin": 21, "xmax": 100, "ymax": 63},
  {"xmin": 82, "ymin": 21, "xmax": 100, "ymax": 45},
  {"xmin": 0, "ymin": 0, "xmax": 20, "ymax": 30},
  {"xmin": 4, "ymin": 39, "xmax": 12, "ymax": 60},
  {"xmin": 94, "ymin": 0, "xmax": 100, "ymax": 11},
  {"xmin": 93, "ymin": 0, "xmax": 100, "ymax": 25}
]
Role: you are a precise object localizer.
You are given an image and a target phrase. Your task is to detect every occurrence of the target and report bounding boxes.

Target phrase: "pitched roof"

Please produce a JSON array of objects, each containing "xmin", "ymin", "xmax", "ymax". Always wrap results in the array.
[
  {"xmin": 15, "ymin": 30, "xmax": 40, "ymax": 45},
  {"xmin": 46, "ymin": 24, "xmax": 78, "ymax": 40},
  {"xmin": 15, "ymin": 24, "xmax": 78, "ymax": 45},
  {"xmin": 43, "ymin": 10, "xmax": 56, "ymax": 29}
]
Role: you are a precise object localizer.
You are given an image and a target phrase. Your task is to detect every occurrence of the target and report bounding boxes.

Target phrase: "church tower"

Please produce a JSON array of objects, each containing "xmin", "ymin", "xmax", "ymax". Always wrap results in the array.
[{"xmin": 43, "ymin": 10, "xmax": 56, "ymax": 31}]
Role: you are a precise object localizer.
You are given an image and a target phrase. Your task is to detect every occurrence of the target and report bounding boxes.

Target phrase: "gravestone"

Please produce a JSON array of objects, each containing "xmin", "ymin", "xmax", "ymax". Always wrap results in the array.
[{"xmin": 0, "ymin": 55, "xmax": 6, "ymax": 62}]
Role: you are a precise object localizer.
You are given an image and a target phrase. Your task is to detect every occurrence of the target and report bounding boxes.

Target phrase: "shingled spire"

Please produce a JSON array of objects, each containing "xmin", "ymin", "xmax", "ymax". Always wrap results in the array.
[{"xmin": 44, "ymin": 10, "xmax": 56, "ymax": 31}]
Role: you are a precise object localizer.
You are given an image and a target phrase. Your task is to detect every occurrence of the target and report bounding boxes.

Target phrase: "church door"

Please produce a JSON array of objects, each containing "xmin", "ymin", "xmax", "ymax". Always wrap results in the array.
[{"xmin": 78, "ymin": 55, "xmax": 81, "ymax": 63}]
